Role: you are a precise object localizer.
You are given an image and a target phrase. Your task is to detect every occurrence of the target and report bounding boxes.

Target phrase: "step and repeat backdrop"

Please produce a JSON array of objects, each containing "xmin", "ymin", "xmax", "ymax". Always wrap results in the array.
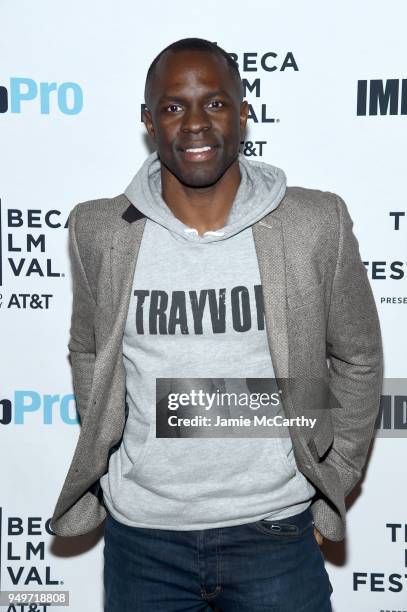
[{"xmin": 1, "ymin": 0, "xmax": 406, "ymax": 610}]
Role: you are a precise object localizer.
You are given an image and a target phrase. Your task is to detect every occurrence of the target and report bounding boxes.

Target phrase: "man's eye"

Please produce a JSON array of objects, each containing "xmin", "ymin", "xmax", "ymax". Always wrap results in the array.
[
  {"xmin": 166, "ymin": 104, "xmax": 183, "ymax": 113},
  {"xmin": 208, "ymin": 100, "xmax": 224, "ymax": 108}
]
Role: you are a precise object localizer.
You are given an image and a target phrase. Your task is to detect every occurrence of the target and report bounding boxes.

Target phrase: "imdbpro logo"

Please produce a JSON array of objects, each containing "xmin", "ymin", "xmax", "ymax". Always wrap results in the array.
[
  {"xmin": 0, "ymin": 391, "xmax": 79, "ymax": 425},
  {"xmin": 0, "ymin": 77, "xmax": 83, "ymax": 114},
  {"xmin": 357, "ymin": 78, "xmax": 407, "ymax": 116}
]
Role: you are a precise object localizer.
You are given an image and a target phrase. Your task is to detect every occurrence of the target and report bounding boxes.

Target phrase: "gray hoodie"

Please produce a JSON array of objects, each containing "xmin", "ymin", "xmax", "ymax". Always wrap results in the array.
[{"xmin": 99, "ymin": 151, "xmax": 316, "ymax": 529}]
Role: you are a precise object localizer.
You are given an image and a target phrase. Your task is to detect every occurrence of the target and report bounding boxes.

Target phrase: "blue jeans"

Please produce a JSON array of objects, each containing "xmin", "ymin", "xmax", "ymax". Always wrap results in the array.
[{"xmin": 103, "ymin": 506, "xmax": 333, "ymax": 611}]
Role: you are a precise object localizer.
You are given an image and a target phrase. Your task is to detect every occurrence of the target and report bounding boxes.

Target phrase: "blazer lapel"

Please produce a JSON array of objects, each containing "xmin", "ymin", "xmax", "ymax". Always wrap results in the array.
[
  {"xmin": 109, "ymin": 203, "xmax": 147, "ymax": 345},
  {"xmin": 251, "ymin": 217, "xmax": 300, "ymax": 427},
  {"xmin": 110, "ymin": 223, "xmax": 146, "ymax": 313},
  {"xmin": 252, "ymin": 217, "xmax": 289, "ymax": 379}
]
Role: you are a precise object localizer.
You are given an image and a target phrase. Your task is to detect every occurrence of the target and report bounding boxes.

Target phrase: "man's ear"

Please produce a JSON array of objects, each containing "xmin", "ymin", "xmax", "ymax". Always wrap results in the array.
[
  {"xmin": 143, "ymin": 107, "xmax": 156, "ymax": 140},
  {"xmin": 240, "ymin": 99, "xmax": 249, "ymax": 138}
]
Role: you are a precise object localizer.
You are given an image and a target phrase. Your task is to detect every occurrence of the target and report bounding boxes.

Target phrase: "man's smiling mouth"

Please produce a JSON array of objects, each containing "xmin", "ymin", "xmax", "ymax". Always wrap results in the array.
[
  {"xmin": 185, "ymin": 145, "xmax": 212, "ymax": 153},
  {"xmin": 178, "ymin": 144, "xmax": 219, "ymax": 162}
]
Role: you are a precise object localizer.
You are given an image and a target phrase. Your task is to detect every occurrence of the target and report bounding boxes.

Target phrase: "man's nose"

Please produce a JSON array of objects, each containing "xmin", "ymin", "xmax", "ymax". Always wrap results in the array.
[{"xmin": 181, "ymin": 106, "xmax": 211, "ymax": 134}]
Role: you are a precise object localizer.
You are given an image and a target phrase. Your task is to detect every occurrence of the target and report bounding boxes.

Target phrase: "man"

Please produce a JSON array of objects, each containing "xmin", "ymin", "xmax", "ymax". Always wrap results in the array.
[{"xmin": 50, "ymin": 38, "xmax": 383, "ymax": 611}]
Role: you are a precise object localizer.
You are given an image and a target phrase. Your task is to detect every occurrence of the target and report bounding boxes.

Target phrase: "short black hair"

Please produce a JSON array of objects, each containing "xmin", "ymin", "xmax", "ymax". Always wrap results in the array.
[{"xmin": 144, "ymin": 37, "xmax": 244, "ymax": 109}]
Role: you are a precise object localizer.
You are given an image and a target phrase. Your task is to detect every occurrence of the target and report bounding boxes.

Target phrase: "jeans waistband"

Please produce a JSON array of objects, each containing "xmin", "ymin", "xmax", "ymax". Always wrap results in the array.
[{"xmin": 105, "ymin": 505, "xmax": 314, "ymax": 535}]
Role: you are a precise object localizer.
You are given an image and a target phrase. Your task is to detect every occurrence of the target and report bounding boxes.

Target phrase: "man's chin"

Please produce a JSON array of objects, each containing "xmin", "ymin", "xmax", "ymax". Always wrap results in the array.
[
  {"xmin": 177, "ymin": 172, "xmax": 223, "ymax": 189},
  {"xmin": 159, "ymin": 152, "xmax": 235, "ymax": 189},
  {"xmin": 175, "ymin": 158, "xmax": 234, "ymax": 189}
]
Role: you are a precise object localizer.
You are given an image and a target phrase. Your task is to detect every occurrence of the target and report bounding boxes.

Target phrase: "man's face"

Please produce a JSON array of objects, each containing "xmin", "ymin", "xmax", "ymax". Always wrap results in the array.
[{"xmin": 143, "ymin": 50, "xmax": 249, "ymax": 188}]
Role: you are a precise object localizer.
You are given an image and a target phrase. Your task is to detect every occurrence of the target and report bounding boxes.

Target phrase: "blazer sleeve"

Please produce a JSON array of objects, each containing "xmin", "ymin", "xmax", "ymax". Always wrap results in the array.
[
  {"xmin": 67, "ymin": 203, "xmax": 97, "ymax": 423},
  {"xmin": 325, "ymin": 193, "xmax": 384, "ymax": 497}
]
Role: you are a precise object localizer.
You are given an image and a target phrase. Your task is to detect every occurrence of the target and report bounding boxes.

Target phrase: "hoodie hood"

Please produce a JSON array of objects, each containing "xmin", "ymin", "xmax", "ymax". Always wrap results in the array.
[{"xmin": 124, "ymin": 151, "xmax": 287, "ymax": 243}]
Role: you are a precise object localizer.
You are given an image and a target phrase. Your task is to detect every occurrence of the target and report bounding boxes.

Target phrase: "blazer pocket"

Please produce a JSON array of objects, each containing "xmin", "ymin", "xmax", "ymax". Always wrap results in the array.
[{"xmin": 287, "ymin": 281, "xmax": 324, "ymax": 310}]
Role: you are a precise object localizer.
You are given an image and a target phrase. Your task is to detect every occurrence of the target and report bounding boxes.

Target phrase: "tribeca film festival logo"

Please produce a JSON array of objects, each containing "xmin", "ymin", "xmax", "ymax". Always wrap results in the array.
[
  {"xmin": 357, "ymin": 78, "xmax": 407, "ymax": 116},
  {"xmin": 0, "ymin": 508, "xmax": 68, "ymax": 611},
  {"xmin": 363, "ymin": 210, "xmax": 406, "ymax": 304},
  {"xmin": 140, "ymin": 47, "xmax": 300, "ymax": 159},
  {"xmin": 353, "ymin": 523, "xmax": 407, "ymax": 604},
  {"xmin": 0, "ymin": 199, "xmax": 69, "ymax": 309},
  {"xmin": 0, "ymin": 78, "xmax": 83, "ymax": 115},
  {"xmin": 0, "ymin": 392, "xmax": 78, "ymax": 427}
]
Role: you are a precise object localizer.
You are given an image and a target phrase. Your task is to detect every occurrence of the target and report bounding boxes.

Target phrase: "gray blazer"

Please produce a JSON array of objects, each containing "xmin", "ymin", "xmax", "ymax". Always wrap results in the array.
[{"xmin": 50, "ymin": 186, "xmax": 383, "ymax": 541}]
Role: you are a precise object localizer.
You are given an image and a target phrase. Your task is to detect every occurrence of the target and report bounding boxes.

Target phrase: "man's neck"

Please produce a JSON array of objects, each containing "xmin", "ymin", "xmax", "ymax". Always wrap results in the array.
[{"xmin": 161, "ymin": 160, "xmax": 241, "ymax": 236}]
